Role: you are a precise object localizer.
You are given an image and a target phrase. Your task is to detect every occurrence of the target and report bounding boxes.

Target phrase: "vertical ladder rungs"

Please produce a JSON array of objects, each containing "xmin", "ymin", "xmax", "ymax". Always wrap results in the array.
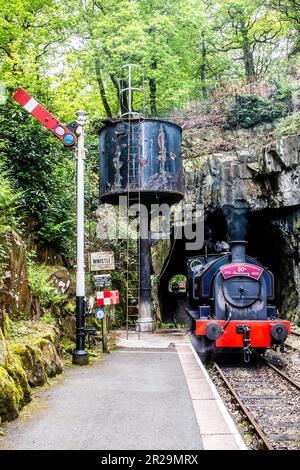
[{"xmin": 126, "ymin": 120, "xmax": 141, "ymax": 340}]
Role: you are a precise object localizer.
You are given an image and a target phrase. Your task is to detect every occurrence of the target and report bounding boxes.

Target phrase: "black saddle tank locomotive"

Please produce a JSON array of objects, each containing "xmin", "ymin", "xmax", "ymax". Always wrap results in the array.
[{"xmin": 186, "ymin": 241, "xmax": 290, "ymax": 361}]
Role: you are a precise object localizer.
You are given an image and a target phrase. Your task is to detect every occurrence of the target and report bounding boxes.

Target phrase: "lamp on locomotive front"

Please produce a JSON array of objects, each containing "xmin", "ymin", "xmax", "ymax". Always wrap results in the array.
[{"xmin": 98, "ymin": 64, "xmax": 184, "ymax": 332}]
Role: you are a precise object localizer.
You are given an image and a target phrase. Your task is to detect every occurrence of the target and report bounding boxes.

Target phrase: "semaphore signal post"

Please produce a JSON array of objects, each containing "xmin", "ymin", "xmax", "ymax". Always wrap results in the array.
[
  {"xmin": 13, "ymin": 89, "xmax": 89, "ymax": 365},
  {"xmin": 72, "ymin": 110, "xmax": 89, "ymax": 365}
]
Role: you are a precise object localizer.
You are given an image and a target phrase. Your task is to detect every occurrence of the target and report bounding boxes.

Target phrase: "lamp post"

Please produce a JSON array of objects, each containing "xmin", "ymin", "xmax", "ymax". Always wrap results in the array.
[{"xmin": 72, "ymin": 110, "xmax": 89, "ymax": 365}]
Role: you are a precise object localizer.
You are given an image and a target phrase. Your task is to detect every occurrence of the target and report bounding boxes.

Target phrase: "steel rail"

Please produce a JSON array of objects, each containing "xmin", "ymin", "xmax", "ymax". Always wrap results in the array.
[
  {"xmin": 213, "ymin": 363, "xmax": 274, "ymax": 450},
  {"xmin": 262, "ymin": 357, "xmax": 300, "ymax": 391},
  {"xmin": 291, "ymin": 330, "xmax": 300, "ymax": 337},
  {"xmin": 285, "ymin": 342, "xmax": 298, "ymax": 352}
]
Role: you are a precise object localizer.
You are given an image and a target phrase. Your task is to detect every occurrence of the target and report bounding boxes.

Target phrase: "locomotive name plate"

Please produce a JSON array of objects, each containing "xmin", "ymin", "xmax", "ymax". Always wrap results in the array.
[{"xmin": 220, "ymin": 263, "xmax": 263, "ymax": 280}]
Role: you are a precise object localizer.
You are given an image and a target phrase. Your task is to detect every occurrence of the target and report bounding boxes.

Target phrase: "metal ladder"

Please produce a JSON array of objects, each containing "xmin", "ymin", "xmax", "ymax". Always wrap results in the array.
[
  {"xmin": 120, "ymin": 64, "xmax": 146, "ymax": 118},
  {"xmin": 125, "ymin": 119, "xmax": 141, "ymax": 339},
  {"xmin": 119, "ymin": 64, "xmax": 145, "ymax": 339}
]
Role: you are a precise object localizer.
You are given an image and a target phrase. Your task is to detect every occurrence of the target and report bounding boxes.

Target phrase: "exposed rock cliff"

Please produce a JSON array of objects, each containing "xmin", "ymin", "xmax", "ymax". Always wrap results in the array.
[
  {"xmin": 184, "ymin": 130, "xmax": 299, "ymax": 211},
  {"xmin": 183, "ymin": 125, "xmax": 300, "ymax": 323},
  {"xmin": 0, "ymin": 230, "xmax": 33, "ymax": 333}
]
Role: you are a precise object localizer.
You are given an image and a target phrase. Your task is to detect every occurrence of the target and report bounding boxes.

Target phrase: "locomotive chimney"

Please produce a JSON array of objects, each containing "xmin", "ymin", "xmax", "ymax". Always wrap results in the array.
[{"xmin": 230, "ymin": 240, "xmax": 247, "ymax": 263}]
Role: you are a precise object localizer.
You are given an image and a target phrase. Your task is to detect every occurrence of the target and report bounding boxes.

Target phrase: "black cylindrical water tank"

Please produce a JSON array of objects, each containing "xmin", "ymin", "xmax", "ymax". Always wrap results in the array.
[{"xmin": 99, "ymin": 118, "xmax": 183, "ymax": 205}]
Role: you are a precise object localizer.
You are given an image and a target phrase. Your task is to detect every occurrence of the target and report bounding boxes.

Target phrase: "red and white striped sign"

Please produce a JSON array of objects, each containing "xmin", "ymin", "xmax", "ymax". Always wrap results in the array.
[
  {"xmin": 12, "ymin": 88, "xmax": 76, "ymax": 146},
  {"xmin": 97, "ymin": 290, "xmax": 119, "ymax": 306}
]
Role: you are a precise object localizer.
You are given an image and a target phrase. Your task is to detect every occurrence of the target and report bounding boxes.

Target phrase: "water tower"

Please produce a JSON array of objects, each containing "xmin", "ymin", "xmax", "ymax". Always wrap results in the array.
[{"xmin": 99, "ymin": 65, "xmax": 184, "ymax": 333}]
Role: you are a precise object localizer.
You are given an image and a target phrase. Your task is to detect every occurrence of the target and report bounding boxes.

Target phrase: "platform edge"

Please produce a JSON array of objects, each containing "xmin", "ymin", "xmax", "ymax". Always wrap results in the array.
[{"xmin": 187, "ymin": 343, "xmax": 247, "ymax": 450}]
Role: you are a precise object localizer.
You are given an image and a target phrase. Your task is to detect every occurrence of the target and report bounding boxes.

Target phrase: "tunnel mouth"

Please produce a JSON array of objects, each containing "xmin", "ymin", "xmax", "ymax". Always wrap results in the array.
[
  {"xmin": 157, "ymin": 235, "xmax": 188, "ymax": 325},
  {"xmin": 157, "ymin": 205, "xmax": 299, "ymax": 323},
  {"xmin": 247, "ymin": 206, "xmax": 299, "ymax": 322}
]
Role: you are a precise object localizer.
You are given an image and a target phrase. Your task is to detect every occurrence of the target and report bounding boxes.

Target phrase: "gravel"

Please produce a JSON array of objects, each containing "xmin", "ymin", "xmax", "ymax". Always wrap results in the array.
[{"xmin": 206, "ymin": 339, "xmax": 300, "ymax": 451}]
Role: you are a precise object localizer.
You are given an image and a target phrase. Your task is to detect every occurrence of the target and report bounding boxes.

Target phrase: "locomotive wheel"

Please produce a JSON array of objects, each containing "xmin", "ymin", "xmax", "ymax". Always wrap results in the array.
[
  {"xmin": 191, "ymin": 335, "xmax": 207, "ymax": 353},
  {"xmin": 190, "ymin": 335, "xmax": 215, "ymax": 362},
  {"xmin": 189, "ymin": 318, "xmax": 215, "ymax": 361}
]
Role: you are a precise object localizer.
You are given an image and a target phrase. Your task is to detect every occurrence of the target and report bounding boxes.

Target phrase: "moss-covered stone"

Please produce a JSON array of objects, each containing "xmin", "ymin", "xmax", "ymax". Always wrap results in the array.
[
  {"xmin": 42, "ymin": 331, "xmax": 56, "ymax": 343},
  {"xmin": 12, "ymin": 343, "xmax": 47, "ymax": 387},
  {"xmin": 36, "ymin": 338, "xmax": 62, "ymax": 377},
  {"xmin": 0, "ymin": 319, "xmax": 63, "ymax": 423},
  {"xmin": 61, "ymin": 337, "xmax": 75, "ymax": 354},
  {"xmin": 60, "ymin": 302, "xmax": 76, "ymax": 341},
  {"xmin": 0, "ymin": 366, "xmax": 20, "ymax": 421},
  {"xmin": 0, "ymin": 231, "xmax": 68, "ymax": 423},
  {"xmin": 5, "ymin": 360, "xmax": 31, "ymax": 406},
  {"xmin": 4, "ymin": 315, "xmax": 11, "ymax": 338}
]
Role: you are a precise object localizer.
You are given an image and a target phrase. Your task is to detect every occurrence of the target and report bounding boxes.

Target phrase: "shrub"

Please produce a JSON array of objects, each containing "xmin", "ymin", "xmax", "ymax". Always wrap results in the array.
[
  {"xmin": 0, "ymin": 170, "xmax": 22, "ymax": 233},
  {"xmin": 0, "ymin": 100, "xmax": 76, "ymax": 256},
  {"xmin": 226, "ymin": 94, "xmax": 285, "ymax": 129},
  {"xmin": 27, "ymin": 255, "xmax": 67, "ymax": 310},
  {"xmin": 274, "ymin": 112, "xmax": 300, "ymax": 138},
  {"xmin": 0, "ymin": 170, "xmax": 23, "ymax": 277}
]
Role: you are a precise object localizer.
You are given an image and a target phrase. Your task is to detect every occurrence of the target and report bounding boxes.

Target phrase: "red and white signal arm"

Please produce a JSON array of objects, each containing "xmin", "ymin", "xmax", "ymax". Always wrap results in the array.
[
  {"xmin": 97, "ymin": 290, "xmax": 119, "ymax": 306},
  {"xmin": 13, "ymin": 88, "xmax": 76, "ymax": 147}
]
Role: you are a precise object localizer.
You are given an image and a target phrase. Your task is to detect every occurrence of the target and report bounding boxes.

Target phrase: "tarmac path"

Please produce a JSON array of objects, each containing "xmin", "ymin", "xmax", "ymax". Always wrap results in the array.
[{"xmin": 0, "ymin": 349, "xmax": 203, "ymax": 450}]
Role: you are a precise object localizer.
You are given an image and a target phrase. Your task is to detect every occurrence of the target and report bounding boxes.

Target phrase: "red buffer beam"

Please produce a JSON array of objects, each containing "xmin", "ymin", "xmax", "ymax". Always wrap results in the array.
[{"xmin": 13, "ymin": 88, "xmax": 76, "ymax": 147}]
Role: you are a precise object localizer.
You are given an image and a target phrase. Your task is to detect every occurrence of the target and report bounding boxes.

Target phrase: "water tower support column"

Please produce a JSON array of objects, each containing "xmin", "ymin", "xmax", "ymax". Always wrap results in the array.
[{"xmin": 139, "ymin": 210, "xmax": 154, "ymax": 332}]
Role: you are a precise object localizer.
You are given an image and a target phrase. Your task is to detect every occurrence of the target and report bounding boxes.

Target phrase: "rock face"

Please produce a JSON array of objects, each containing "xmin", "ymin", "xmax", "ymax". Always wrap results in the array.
[
  {"xmin": 184, "ymin": 126, "xmax": 300, "ymax": 323},
  {"xmin": 0, "ymin": 230, "xmax": 33, "ymax": 333},
  {"xmin": 0, "ymin": 230, "xmax": 66, "ymax": 422},
  {"xmin": 184, "ymin": 130, "xmax": 299, "ymax": 211}
]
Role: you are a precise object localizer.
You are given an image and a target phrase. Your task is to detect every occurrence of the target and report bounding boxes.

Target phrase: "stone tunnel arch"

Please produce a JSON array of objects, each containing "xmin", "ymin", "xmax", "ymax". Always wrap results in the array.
[{"xmin": 156, "ymin": 206, "xmax": 300, "ymax": 324}]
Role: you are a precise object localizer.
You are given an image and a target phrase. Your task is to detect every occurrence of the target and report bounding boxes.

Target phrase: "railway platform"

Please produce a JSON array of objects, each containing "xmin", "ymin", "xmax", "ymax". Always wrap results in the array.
[
  {"xmin": 0, "ymin": 330, "xmax": 246, "ymax": 450},
  {"xmin": 117, "ymin": 330, "xmax": 246, "ymax": 450}
]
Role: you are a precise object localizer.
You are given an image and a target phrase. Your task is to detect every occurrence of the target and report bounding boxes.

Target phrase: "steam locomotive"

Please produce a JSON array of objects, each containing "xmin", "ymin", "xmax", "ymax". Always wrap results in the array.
[{"xmin": 186, "ymin": 241, "xmax": 290, "ymax": 362}]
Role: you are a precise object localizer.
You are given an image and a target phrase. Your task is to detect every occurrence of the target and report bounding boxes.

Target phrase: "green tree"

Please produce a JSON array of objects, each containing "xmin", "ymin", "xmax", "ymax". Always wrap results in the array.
[
  {"xmin": 0, "ymin": 99, "xmax": 76, "ymax": 254},
  {"xmin": 207, "ymin": 0, "xmax": 284, "ymax": 82},
  {"xmin": 271, "ymin": 1, "xmax": 300, "ymax": 56},
  {"xmin": 0, "ymin": 0, "xmax": 70, "ymax": 94},
  {"xmin": 54, "ymin": 0, "xmax": 208, "ymax": 116}
]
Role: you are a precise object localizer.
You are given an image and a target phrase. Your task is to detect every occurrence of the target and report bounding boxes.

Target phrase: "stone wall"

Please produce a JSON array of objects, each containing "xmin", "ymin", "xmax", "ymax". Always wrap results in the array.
[{"xmin": 0, "ymin": 323, "xmax": 62, "ymax": 422}]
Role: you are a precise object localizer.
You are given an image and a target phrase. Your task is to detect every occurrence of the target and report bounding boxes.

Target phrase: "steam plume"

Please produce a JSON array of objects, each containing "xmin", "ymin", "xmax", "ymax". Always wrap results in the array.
[{"xmin": 222, "ymin": 205, "xmax": 248, "ymax": 241}]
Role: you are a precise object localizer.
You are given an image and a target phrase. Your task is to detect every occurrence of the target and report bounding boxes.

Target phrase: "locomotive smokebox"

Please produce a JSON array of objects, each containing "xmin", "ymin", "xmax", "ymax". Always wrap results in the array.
[
  {"xmin": 99, "ymin": 118, "xmax": 183, "ymax": 206},
  {"xmin": 230, "ymin": 240, "xmax": 247, "ymax": 263}
]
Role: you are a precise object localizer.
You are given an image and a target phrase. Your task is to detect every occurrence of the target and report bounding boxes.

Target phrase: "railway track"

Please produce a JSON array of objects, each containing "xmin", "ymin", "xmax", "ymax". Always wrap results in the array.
[
  {"xmin": 291, "ymin": 330, "xmax": 300, "ymax": 338},
  {"xmin": 283, "ymin": 330, "xmax": 300, "ymax": 353},
  {"xmin": 214, "ymin": 359, "xmax": 300, "ymax": 450}
]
